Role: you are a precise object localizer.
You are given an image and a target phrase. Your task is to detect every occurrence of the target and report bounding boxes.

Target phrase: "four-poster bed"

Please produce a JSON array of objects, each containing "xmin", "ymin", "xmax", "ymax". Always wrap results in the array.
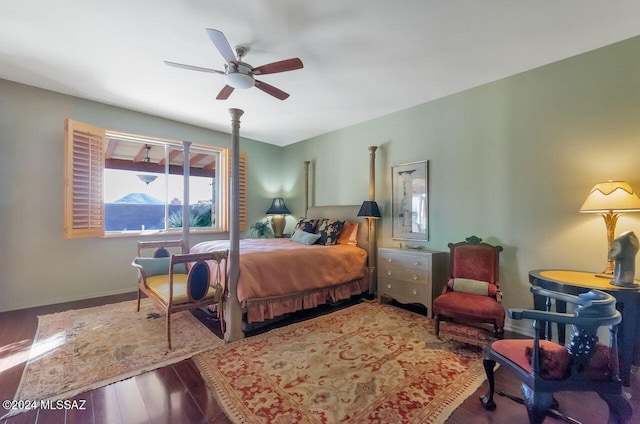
[{"xmin": 185, "ymin": 109, "xmax": 378, "ymax": 342}]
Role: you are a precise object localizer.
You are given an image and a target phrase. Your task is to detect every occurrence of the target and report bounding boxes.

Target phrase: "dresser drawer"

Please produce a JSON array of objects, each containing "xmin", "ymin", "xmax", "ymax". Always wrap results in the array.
[
  {"xmin": 379, "ymin": 266, "xmax": 428, "ymax": 285},
  {"xmin": 379, "ymin": 250, "xmax": 429, "ymax": 273},
  {"xmin": 379, "ymin": 278, "xmax": 428, "ymax": 307}
]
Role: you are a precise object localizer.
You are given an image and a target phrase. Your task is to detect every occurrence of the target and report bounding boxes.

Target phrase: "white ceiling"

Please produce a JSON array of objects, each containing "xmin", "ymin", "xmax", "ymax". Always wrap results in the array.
[{"xmin": 3, "ymin": 1, "xmax": 640, "ymax": 146}]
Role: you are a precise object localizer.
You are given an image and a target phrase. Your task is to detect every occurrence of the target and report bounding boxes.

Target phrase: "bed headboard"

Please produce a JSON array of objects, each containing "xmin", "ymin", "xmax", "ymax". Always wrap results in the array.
[{"xmin": 306, "ymin": 205, "xmax": 369, "ymax": 255}]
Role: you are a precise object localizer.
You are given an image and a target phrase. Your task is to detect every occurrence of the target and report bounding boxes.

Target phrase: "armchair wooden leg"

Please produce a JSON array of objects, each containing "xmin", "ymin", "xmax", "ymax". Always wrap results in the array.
[
  {"xmin": 480, "ymin": 358, "xmax": 497, "ymax": 410},
  {"xmin": 494, "ymin": 324, "xmax": 504, "ymax": 339},
  {"xmin": 521, "ymin": 383, "xmax": 554, "ymax": 424},
  {"xmin": 166, "ymin": 313, "xmax": 172, "ymax": 350},
  {"xmin": 136, "ymin": 288, "xmax": 141, "ymax": 312},
  {"xmin": 435, "ymin": 316, "xmax": 441, "ymax": 338},
  {"xmin": 599, "ymin": 393, "xmax": 632, "ymax": 424}
]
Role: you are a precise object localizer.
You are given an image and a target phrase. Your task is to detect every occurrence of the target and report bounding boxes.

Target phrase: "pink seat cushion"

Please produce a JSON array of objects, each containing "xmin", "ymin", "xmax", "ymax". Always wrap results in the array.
[
  {"xmin": 492, "ymin": 339, "xmax": 616, "ymax": 381},
  {"xmin": 433, "ymin": 292, "xmax": 505, "ymax": 323}
]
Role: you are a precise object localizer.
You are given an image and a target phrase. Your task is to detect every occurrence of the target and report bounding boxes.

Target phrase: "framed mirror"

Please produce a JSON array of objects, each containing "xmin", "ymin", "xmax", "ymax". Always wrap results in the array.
[{"xmin": 392, "ymin": 160, "xmax": 428, "ymax": 240}]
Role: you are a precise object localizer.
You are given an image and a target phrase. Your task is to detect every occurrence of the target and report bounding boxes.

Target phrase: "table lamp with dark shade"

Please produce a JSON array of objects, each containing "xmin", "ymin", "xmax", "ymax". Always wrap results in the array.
[
  {"xmin": 266, "ymin": 198, "xmax": 290, "ymax": 238},
  {"xmin": 580, "ymin": 181, "xmax": 640, "ymax": 274},
  {"xmin": 357, "ymin": 200, "xmax": 382, "ymax": 218}
]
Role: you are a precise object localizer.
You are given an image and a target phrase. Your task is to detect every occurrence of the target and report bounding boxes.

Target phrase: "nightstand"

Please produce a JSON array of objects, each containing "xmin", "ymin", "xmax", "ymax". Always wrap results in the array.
[{"xmin": 378, "ymin": 247, "xmax": 448, "ymax": 318}]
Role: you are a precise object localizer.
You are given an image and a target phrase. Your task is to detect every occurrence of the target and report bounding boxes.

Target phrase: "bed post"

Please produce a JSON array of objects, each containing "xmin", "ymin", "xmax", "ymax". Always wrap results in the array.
[
  {"xmin": 224, "ymin": 108, "xmax": 245, "ymax": 343},
  {"xmin": 369, "ymin": 146, "xmax": 377, "ymax": 202},
  {"xmin": 181, "ymin": 141, "xmax": 191, "ymax": 253},
  {"xmin": 367, "ymin": 146, "xmax": 378, "ymax": 293},
  {"xmin": 304, "ymin": 160, "xmax": 310, "ymax": 217}
]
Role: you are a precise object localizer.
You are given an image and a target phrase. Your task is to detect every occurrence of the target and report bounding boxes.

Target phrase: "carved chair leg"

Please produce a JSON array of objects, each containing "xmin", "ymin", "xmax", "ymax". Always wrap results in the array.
[
  {"xmin": 521, "ymin": 383, "xmax": 554, "ymax": 424},
  {"xmin": 136, "ymin": 289, "xmax": 141, "ymax": 312},
  {"xmin": 494, "ymin": 324, "xmax": 504, "ymax": 339},
  {"xmin": 599, "ymin": 393, "xmax": 632, "ymax": 424},
  {"xmin": 480, "ymin": 358, "xmax": 497, "ymax": 410},
  {"xmin": 435, "ymin": 316, "xmax": 441, "ymax": 337}
]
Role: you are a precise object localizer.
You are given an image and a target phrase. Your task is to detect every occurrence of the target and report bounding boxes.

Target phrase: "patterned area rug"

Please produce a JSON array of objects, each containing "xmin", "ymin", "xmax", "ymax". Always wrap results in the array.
[
  {"xmin": 12, "ymin": 299, "xmax": 223, "ymax": 408},
  {"xmin": 195, "ymin": 302, "xmax": 486, "ymax": 424}
]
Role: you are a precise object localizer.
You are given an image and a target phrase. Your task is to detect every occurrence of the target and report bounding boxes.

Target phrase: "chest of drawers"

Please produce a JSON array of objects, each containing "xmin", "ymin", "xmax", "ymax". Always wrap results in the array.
[{"xmin": 377, "ymin": 247, "xmax": 448, "ymax": 318}]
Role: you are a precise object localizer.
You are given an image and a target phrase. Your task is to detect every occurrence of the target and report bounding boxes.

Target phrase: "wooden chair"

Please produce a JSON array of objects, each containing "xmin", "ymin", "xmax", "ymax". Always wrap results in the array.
[
  {"xmin": 132, "ymin": 240, "xmax": 227, "ymax": 349},
  {"xmin": 480, "ymin": 287, "xmax": 632, "ymax": 424},
  {"xmin": 433, "ymin": 235, "xmax": 505, "ymax": 338}
]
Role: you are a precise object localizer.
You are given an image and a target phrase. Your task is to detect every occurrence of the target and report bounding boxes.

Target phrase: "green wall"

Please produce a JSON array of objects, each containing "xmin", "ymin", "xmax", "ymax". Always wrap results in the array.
[
  {"xmin": 283, "ymin": 36, "xmax": 640, "ymax": 333},
  {"xmin": 3, "ymin": 35, "xmax": 640, "ymax": 333},
  {"xmin": 0, "ymin": 79, "xmax": 283, "ymax": 311}
]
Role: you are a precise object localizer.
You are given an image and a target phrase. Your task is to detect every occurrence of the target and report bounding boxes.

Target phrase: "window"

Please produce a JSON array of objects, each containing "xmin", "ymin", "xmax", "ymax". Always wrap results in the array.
[{"xmin": 64, "ymin": 119, "xmax": 247, "ymax": 239}]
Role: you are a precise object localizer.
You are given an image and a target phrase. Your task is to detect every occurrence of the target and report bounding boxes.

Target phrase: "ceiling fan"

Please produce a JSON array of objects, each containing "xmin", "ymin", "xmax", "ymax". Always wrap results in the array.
[{"xmin": 165, "ymin": 28, "xmax": 303, "ymax": 101}]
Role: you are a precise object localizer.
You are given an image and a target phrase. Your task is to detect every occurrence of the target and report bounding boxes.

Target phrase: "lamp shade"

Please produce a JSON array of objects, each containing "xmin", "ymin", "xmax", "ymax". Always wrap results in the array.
[
  {"xmin": 357, "ymin": 200, "xmax": 382, "ymax": 218},
  {"xmin": 579, "ymin": 181, "xmax": 640, "ymax": 213},
  {"xmin": 266, "ymin": 198, "xmax": 290, "ymax": 215}
]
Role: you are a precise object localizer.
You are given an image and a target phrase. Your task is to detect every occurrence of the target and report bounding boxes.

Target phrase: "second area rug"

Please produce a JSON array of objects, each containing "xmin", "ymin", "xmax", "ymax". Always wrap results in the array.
[
  {"xmin": 12, "ymin": 299, "xmax": 224, "ymax": 408},
  {"xmin": 195, "ymin": 302, "xmax": 486, "ymax": 424}
]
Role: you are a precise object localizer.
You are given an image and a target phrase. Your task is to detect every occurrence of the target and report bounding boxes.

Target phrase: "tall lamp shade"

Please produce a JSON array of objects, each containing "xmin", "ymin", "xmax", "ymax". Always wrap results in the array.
[
  {"xmin": 580, "ymin": 181, "xmax": 640, "ymax": 274},
  {"xmin": 266, "ymin": 198, "xmax": 290, "ymax": 238},
  {"xmin": 357, "ymin": 201, "xmax": 382, "ymax": 219}
]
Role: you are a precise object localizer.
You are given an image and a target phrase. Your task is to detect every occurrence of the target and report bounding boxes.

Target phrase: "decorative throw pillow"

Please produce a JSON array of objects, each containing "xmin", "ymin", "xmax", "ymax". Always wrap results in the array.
[
  {"xmin": 315, "ymin": 219, "xmax": 345, "ymax": 246},
  {"xmin": 292, "ymin": 218, "xmax": 319, "ymax": 237},
  {"xmin": 448, "ymin": 278, "xmax": 498, "ymax": 296},
  {"xmin": 525, "ymin": 344, "xmax": 571, "ymax": 380},
  {"xmin": 290, "ymin": 230, "xmax": 322, "ymax": 245},
  {"xmin": 337, "ymin": 221, "xmax": 359, "ymax": 246}
]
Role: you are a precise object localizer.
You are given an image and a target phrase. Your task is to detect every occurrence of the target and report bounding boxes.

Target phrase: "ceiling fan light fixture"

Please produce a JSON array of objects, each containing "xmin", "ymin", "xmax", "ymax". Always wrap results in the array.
[{"xmin": 224, "ymin": 70, "xmax": 254, "ymax": 89}]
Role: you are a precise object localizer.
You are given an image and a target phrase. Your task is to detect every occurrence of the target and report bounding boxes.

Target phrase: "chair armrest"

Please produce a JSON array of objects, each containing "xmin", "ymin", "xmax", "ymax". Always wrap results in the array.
[
  {"xmin": 131, "ymin": 259, "xmax": 149, "ymax": 285},
  {"xmin": 509, "ymin": 308, "xmax": 621, "ymax": 327},
  {"xmin": 509, "ymin": 308, "xmax": 576, "ymax": 324},
  {"xmin": 530, "ymin": 286, "xmax": 583, "ymax": 306}
]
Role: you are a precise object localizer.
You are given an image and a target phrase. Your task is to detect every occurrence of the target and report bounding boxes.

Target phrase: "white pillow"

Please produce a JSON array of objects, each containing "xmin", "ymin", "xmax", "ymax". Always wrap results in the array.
[{"xmin": 291, "ymin": 230, "xmax": 322, "ymax": 245}]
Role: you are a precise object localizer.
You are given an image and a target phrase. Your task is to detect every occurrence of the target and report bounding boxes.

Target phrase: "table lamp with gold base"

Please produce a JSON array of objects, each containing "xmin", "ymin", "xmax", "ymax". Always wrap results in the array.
[
  {"xmin": 579, "ymin": 181, "xmax": 640, "ymax": 275},
  {"xmin": 266, "ymin": 198, "xmax": 290, "ymax": 238}
]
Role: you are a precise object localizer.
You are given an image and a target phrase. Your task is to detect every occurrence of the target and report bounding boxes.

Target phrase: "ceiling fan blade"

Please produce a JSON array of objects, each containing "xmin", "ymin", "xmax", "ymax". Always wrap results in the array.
[
  {"xmin": 164, "ymin": 61, "xmax": 224, "ymax": 74},
  {"xmin": 216, "ymin": 85, "xmax": 235, "ymax": 100},
  {"xmin": 206, "ymin": 28, "xmax": 237, "ymax": 64},
  {"xmin": 253, "ymin": 58, "xmax": 303, "ymax": 75},
  {"xmin": 255, "ymin": 80, "xmax": 290, "ymax": 100}
]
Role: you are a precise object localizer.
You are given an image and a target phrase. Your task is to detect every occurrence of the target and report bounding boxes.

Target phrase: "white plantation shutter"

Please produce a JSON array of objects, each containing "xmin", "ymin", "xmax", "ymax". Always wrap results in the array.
[{"xmin": 64, "ymin": 119, "xmax": 105, "ymax": 238}]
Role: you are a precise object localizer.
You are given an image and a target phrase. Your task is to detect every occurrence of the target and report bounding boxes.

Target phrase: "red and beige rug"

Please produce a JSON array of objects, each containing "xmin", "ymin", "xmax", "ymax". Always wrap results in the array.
[
  {"xmin": 195, "ymin": 302, "xmax": 487, "ymax": 423},
  {"xmin": 11, "ymin": 299, "xmax": 224, "ymax": 411}
]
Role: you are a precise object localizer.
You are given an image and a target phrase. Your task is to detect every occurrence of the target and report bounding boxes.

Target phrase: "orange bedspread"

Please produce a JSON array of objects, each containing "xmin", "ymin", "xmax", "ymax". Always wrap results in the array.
[{"xmin": 190, "ymin": 238, "xmax": 368, "ymax": 318}]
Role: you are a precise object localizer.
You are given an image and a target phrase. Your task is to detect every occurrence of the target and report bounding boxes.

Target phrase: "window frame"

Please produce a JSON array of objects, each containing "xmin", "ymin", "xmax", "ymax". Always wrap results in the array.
[{"xmin": 64, "ymin": 119, "xmax": 247, "ymax": 239}]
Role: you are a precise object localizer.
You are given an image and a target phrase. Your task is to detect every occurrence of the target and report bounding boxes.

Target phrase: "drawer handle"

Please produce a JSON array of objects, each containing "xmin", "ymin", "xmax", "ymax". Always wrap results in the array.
[
  {"xmin": 412, "ymin": 275, "xmax": 418, "ymax": 280},
  {"xmin": 387, "ymin": 284, "xmax": 392, "ymax": 289},
  {"xmin": 414, "ymin": 262, "xmax": 419, "ymax": 266},
  {"xmin": 387, "ymin": 258, "xmax": 393, "ymax": 263},
  {"xmin": 412, "ymin": 289, "xmax": 417, "ymax": 295},
  {"xmin": 387, "ymin": 271, "xmax": 392, "ymax": 276}
]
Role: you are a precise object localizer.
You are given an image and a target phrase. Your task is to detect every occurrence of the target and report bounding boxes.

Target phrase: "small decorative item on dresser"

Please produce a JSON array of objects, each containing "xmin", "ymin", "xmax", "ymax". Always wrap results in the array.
[{"xmin": 377, "ymin": 247, "xmax": 448, "ymax": 318}]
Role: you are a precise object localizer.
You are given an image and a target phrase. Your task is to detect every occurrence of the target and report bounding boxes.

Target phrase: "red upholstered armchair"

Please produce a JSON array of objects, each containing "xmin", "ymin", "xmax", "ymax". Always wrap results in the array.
[
  {"xmin": 480, "ymin": 287, "xmax": 632, "ymax": 424},
  {"xmin": 433, "ymin": 235, "xmax": 505, "ymax": 338}
]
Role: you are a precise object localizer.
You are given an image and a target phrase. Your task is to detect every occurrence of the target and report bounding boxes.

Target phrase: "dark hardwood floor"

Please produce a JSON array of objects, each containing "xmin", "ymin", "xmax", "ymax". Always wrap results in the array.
[{"xmin": 0, "ymin": 294, "xmax": 637, "ymax": 423}]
